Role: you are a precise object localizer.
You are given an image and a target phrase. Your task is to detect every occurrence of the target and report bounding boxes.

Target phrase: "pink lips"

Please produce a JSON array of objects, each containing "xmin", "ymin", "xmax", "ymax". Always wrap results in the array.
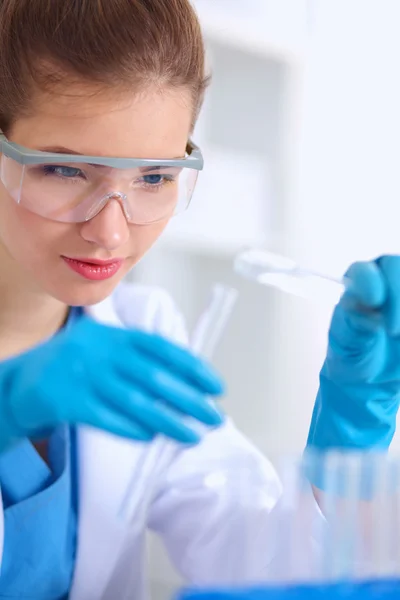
[{"xmin": 62, "ymin": 256, "xmax": 123, "ymax": 281}]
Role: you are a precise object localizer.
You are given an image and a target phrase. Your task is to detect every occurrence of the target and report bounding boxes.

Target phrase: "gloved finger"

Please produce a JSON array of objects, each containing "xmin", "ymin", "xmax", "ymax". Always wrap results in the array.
[
  {"xmin": 79, "ymin": 400, "xmax": 155, "ymax": 442},
  {"xmin": 127, "ymin": 330, "xmax": 224, "ymax": 395},
  {"xmin": 376, "ymin": 255, "xmax": 400, "ymax": 335},
  {"xmin": 115, "ymin": 355, "xmax": 224, "ymax": 426},
  {"xmin": 114, "ymin": 340, "xmax": 224, "ymax": 401},
  {"xmin": 330, "ymin": 261, "xmax": 386, "ymax": 339},
  {"xmin": 122, "ymin": 391, "xmax": 202, "ymax": 444},
  {"xmin": 76, "ymin": 320, "xmax": 224, "ymax": 396},
  {"xmin": 344, "ymin": 261, "xmax": 387, "ymax": 309},
  {"xmin": 94, "ymin": 375, "xmax": 201, "ymax": 444}
]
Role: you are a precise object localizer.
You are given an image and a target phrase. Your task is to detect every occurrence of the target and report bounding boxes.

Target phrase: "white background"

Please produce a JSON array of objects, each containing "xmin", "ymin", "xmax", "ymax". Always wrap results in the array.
[{"xmin": 128, "ymin": 2, "xmax": 400, "ymax": 596}]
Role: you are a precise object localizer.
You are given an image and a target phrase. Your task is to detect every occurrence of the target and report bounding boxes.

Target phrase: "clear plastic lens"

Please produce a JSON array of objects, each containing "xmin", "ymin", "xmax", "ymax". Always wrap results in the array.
[{"xmin": 0, "ymin": 155, "xmax": 198, "ymax": 224}]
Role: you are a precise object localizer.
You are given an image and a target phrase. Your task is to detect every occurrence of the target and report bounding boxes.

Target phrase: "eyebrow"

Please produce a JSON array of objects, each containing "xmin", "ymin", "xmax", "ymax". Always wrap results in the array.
[
  {"xmin": 38, "ymin": 146, "xmax": 83, "ymax": 155},
  {"xmin": 37, "ymin": 146, "xmax": 183, "ymax": 170},
  {"xmin": 139, "ymin": 165, "xmax": 177, "ymax": 173}
]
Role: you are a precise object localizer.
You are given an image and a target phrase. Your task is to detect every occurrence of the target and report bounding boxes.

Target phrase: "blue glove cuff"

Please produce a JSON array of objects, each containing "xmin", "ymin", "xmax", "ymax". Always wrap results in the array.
[{"xmin": 307, "ymin": 372, "xmax": 398, "ymax": 454}]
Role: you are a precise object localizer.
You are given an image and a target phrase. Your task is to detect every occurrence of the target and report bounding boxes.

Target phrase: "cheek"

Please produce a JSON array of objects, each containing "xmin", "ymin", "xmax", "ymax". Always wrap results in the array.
[
  {"xmin": 0, "ymin": 189, "xmax": 73, "ymax": 265},
  {"xmin": 128, "ymin": 218, "xmax": 170, "ymax": 259},
  {"xmin": 0, "ymin": 192, "xmax": 39, "ymax": 256}
]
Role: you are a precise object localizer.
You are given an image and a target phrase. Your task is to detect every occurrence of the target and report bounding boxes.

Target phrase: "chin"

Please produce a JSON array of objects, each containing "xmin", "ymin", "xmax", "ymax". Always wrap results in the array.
[{"xmin": 47, "ymin": 275, "xmax": 126, "ymax": 307}]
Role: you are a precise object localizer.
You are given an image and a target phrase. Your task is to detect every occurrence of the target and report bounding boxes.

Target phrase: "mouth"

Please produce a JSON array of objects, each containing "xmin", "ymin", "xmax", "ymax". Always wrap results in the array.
[{"xmin": 62, "ymin": 256, "xmax": 124, "ymax": 281}]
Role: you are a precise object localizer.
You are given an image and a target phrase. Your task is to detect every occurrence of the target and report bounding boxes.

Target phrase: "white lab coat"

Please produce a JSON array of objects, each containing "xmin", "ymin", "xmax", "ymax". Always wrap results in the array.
[{"xmin": 0, "ymin": 282, "xmax": 324, "ymax": 599}]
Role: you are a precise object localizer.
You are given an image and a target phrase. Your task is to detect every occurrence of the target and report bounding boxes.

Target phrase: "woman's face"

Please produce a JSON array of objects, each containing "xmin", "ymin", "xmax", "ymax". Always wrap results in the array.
[{"xmin": 0, "ymin": 85, "xmax": 193, "ymax": 306}]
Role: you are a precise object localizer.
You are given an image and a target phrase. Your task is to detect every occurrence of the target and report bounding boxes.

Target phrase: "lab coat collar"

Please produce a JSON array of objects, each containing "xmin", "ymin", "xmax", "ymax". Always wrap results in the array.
[{"xmin": 84, "ymin": 292, "xmax": 125, "ymax": 328}]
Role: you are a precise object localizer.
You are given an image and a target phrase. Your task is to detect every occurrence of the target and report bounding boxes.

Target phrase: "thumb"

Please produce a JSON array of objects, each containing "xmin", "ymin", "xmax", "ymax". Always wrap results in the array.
[
  {"xmin": 337, "ymin": 261, "xmax": 387, "ymax": 335},
  {"xmin": 324, "ymin": 261, "xmax": 387, "ymax": 382},
  {"xmin": 376, "ymin": 256, "xmax": 400, "ymax": 336}
]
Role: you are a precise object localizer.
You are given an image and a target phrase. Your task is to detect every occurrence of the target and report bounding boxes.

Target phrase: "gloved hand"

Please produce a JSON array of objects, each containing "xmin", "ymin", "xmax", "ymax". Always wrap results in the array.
[
  {"xmin": 307, "ymin": 255, "xmax": 400, "ymax": 452},
  {"xmin": 0, "ymin": 316, "xmax": 224, "ymax": 453}
]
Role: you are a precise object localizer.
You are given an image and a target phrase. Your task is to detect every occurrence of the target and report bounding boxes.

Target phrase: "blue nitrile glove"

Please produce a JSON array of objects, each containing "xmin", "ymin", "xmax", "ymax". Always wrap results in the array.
[
  {"xmin": 0, "ymin": 315, "xmax": 224, "ymax": 453},
  {"xmin": 307, "ymin": 256, "xmax": 400, "ymax": 452}
]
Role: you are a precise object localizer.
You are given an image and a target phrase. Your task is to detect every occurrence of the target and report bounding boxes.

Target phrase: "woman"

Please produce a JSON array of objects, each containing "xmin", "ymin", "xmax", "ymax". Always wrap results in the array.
[{"xmin": 0, "ymin": 0, "xmax": 399, "ymax": 598}]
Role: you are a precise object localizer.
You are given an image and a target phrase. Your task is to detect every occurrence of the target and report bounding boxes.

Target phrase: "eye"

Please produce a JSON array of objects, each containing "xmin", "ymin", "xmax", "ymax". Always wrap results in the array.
[
  {"xmin": 142, "ymin": 174, "xmax": 164, "ymax": 185},
  {"xmin": 42, "ymin": 165, "xmax": 85, "ymax": 179}
]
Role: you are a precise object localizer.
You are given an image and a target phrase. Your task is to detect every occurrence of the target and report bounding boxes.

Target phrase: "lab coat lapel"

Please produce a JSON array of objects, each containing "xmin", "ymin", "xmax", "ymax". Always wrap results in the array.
[
  {"xmin": 69, "ymin": 427, "xmax": 146, "ymax": 599},
  {"xmin": 70, "ymin": 294, "xmax": 131, "ymax": 599}
]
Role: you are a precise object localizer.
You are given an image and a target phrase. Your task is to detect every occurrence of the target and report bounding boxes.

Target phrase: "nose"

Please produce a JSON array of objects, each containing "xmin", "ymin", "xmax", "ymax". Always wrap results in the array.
[{"xmin": 80, "ymin": 198, "xmax": 130, "ymax": 250}]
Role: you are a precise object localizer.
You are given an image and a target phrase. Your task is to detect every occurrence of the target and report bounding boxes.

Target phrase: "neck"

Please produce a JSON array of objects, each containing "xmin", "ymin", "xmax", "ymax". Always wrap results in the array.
[{"xmin": 0, "ymin": 249, "xmax": 68, "ymax": 359}]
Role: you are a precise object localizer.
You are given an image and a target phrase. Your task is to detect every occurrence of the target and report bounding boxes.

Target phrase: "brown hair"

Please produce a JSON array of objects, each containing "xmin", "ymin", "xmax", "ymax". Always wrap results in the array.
[{"xmin": 0, "ymin": 0, "xmax": 209, "ymax": 134}]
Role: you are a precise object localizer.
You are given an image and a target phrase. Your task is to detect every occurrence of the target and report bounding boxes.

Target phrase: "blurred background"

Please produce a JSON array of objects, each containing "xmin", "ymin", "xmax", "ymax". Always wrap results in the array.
[{"xmin": 128, "ymin": 1, "xmax": 400, "ymax": 595}]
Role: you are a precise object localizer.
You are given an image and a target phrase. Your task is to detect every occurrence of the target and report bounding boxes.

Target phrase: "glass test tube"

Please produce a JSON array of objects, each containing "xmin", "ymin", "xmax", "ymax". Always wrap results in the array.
[{"xmin": 118, "ymin": 283, "xmax": 238, "ymax": 522}]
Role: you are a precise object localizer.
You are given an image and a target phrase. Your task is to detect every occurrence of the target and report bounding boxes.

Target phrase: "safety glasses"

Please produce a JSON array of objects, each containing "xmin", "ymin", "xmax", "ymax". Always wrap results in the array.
[{"xmin": 0, "ymin": 132, "xmax": 203, "ymax": 225}]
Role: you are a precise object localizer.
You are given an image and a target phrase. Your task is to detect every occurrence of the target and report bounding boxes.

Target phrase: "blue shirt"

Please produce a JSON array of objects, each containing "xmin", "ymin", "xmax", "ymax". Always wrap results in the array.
[{"xmin": 0, "ymin": 307, "xmax": 83, "ymax": 599}]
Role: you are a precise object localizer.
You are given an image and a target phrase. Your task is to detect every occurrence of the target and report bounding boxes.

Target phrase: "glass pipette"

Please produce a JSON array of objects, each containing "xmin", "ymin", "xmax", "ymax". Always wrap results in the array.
[
  {"xmin": 234, "ymin": 247, "xmax": 348, "ymax": 304},
  {"xmin": 118, "ymin": 283, "xmax": 238, "ymax": 522},
  {"xmin": 191, "ymin": 284, "xmax": 238, "ymax": 359}
]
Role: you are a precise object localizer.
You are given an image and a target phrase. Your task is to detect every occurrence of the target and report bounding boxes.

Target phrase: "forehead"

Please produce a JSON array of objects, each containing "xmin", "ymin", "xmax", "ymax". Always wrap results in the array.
[{"xmin": 10, "ymin": 86, "xmax": 193, "ymax": 159}]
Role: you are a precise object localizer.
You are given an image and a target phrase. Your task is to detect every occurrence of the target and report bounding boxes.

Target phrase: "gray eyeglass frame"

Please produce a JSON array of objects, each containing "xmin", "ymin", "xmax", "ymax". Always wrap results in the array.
[{"xmin": 0, "ymin": 131, "xmax": 204, "ymax": 171}]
